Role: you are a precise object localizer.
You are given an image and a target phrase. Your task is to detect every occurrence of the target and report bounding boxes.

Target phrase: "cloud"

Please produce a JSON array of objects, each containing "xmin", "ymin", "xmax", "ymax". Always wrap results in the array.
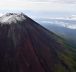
[
  {"xmin": 54, "ymin": 0, "xmax": 76, "ymax": 4},
  {"xmin": 0, "ymin": 0, "xmax": 76, "ymax": 14},
  {"xmin": 0, "ymin": 0, "xmax": 76, "ymax": 4},
  {"xmin": 19, "ymin": 0, "xmax": 76, "ymax": 4}
]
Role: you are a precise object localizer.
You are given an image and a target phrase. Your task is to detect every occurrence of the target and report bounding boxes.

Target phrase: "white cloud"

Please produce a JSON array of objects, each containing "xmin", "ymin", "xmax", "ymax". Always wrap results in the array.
[
  {"xmin": 0, "ymin": 0, "xmax": 76, "ymax": 4},
  {"xmin": 0, "ymin": 0, "xmax": 76, "ymax": 15},
  {"xmin": 54, "ymin": 0, "xmax": 76, "ymax": 4},
  {"xmin": 0, "ymin": 1, "xmax": 75, "ymax": 11}
]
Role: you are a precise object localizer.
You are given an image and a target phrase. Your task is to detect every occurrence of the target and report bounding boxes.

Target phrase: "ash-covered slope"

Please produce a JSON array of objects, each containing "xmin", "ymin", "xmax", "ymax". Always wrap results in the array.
[{"xmin": 0, "ymin": 13, "xmax": 76, "ymax": 72}]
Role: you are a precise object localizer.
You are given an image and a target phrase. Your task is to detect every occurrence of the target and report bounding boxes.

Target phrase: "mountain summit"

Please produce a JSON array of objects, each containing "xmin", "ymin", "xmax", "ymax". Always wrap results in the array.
[
  {"xmin": 0, "ymin": 13, "xmax": 26, "ymax": 24},
  {"xmin": 0, "ymin": 13, "xmax": 76, "ymax": 72}
]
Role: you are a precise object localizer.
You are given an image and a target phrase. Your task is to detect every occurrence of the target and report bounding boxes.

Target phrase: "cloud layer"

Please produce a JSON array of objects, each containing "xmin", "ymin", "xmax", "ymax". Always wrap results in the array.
[
  {"xmin": 0, "ymin": 0, "xmax": 76, "ymax": 4},
  {"xmin": 20, "ymin": 0, "xmax": 76, "ymax": 4}
]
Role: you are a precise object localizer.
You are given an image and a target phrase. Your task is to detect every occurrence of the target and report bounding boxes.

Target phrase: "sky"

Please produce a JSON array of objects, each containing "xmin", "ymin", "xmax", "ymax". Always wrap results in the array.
[{"xmin": 0, "ymin": 0, "xmax": 76, "ymax": 18}]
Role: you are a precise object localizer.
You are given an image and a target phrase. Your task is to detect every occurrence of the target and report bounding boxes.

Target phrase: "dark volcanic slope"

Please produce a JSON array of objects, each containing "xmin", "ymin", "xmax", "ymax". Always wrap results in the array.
[{"xmin": 0, "ymin": 13, "xmax": 76, "ymax": 72}]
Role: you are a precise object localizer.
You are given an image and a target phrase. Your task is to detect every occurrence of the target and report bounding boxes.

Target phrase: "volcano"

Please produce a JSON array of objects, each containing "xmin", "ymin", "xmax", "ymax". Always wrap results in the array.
[{"xmin": 0, "ymin": 13, "xmax": 76, "ymax": 72}]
